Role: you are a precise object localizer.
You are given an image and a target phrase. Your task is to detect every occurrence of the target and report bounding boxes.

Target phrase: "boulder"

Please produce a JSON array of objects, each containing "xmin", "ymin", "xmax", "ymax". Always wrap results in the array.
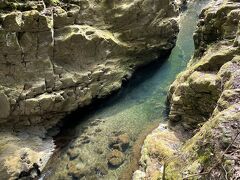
[{"xmin": 107, "ymin": 150, "xmax": 125, "ymax": 168}]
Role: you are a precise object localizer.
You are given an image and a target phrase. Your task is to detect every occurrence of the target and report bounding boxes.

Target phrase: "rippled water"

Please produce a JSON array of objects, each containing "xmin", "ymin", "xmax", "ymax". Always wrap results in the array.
[{"xmin": 44, "ymin": 1, "xmax": 209, "ymax": 179}]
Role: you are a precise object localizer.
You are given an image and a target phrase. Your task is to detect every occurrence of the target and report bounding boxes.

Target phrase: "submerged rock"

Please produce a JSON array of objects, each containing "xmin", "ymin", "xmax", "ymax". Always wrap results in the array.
[
  {"xmin": 109, "ymin": 133, "xmax": 130, "ymax": 152},
  {"xmin": 92, "ymin": 163, "xmax": 108, "ymax": 176},
  {"xmin": 67, "ymin": 149, "xmax": 79, "ymax": 160},
  {"xmin": 67, "ymin": 162, "xmax": 90, "ymax": 179},
  {"xmin": 80, "ymin": 135, "xmax": 91, "ymax": 144},
  {"xmin": 107, "ymin": 150, "xmax": 125, "ymax": 168}
]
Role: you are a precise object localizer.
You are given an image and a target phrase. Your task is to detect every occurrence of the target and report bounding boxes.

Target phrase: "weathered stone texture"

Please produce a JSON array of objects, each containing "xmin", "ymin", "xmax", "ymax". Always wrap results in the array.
[
  {"xmin": 0, "ymin": 0, "xmax": 179, "ymax": 178},
  {"xmin": 0, "ymin": 0, "xmax": 179, "ymax": 128},
  {"xmin": 168, "ymin": 0, "xmax": 240, "ymax": 129},
  {"xmin": 166, "ymin": 0, "xmax": 240, "ymax": 178}
]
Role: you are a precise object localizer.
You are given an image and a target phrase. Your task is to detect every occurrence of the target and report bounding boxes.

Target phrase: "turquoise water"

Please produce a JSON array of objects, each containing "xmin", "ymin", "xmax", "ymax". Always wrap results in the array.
[{"xmin": 45, "ymin": 1, "xmax": 209, "ymax": 179}]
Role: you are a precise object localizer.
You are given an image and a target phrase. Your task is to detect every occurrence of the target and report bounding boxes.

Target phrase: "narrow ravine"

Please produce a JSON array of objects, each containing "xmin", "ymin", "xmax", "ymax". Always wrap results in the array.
[{"xmin": 43, "ymin": 1, "xmax": 209, "ymax": 179}]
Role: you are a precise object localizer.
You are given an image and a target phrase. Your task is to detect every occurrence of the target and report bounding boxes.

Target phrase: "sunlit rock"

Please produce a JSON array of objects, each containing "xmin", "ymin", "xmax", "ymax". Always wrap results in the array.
[{"xmin": 138, "ymin": 0, "xmax": 240, "ymax": 179}]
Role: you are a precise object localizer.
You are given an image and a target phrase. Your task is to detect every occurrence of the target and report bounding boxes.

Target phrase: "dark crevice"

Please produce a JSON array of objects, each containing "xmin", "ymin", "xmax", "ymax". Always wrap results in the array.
[{"xmin": 45, "ymin": 50, "xmax": 173, "ymax": 155}]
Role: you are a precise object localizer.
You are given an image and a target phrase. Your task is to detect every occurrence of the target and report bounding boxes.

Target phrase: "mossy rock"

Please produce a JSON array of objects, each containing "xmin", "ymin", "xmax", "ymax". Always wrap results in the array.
[{"xmin": 44, "ymin": 0, "xmax": 60, "ymax": 6}]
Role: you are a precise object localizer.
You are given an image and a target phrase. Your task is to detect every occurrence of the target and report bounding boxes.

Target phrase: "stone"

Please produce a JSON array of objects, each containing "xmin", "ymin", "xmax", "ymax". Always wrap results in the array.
[
  {"xmin": 107, "ymin": 150, "xmax": 125, "ymax": 168},
  {"xmin": 53, "ymin": 6, "xmax": 76, "ymax": 28},
  {"xmin": 67, "ymin": 149, "xmax": 79, "ymax": 160},
  {"xmin": 92, "ymin": 163, "xmax": 108, "ymax": 176},
  {"xmin": 67, "ymin": 162, "xmax": 90, "ymax": 179},
  {"xmin": 109, "ymin": 133, "xmax": 130, "ymax": 152},
  {"xmin": 132, "ymin": 170, "xmax": 146, "ymax": 180},
  {"xmin": 22, "ymin": 10, "xmax": 52, "ymax": 32},
  {"xmin": 0, "ymin": 0, "xmax": 179, "ymax": 178}
]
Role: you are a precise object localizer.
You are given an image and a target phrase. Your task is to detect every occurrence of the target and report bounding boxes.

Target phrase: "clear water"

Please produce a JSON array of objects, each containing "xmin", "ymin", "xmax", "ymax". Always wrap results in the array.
[{"xmin": 45, "ymin": 1, "xmax": 209, "ymax": 179}]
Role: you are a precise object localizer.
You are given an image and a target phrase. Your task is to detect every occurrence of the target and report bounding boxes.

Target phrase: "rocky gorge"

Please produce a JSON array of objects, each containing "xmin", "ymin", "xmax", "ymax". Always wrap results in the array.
[{"xmin": 0, "ymin": 0, "xmax": 239, "ymax": 179}]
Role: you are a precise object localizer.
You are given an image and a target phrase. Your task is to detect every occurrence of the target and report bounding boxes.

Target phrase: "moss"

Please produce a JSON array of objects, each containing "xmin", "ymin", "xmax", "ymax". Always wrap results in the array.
[
  {"xmin": 166, "ymin": 102, "xmax": 240, "ymax": 177},
  {"xmin": 198, "ymin": 152, "xmax": 212, "ymax": 165},
  {"xmin": 144, "ymin": 129, "xmax": 181, "ymax": 162},
  {"xmin": 182, "ymin": 112, "xmax": 220, "ymax": 153},
  {"xmin": 163, "ymin": 116, "xmax": 219, "ymax": 178},
  {"xmin": 165, "ymin": 160, "xmax": 183, "ymax": 179},
  {"xmin": 224, "ymin": 159, "xmax": 234, "ymax": 177},
  {"xmin": 164, "ymin": 146, "xmax": 214, "ymax": 179}
]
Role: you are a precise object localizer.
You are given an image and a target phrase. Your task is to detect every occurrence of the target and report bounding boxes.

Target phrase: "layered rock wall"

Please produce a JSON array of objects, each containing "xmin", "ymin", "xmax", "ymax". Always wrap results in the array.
[
  {"xmin": 0, "ymin": 0, "xmax": 180, "ymax": 178},
  {"xmin": 0, "ymin": 0, "xmax": 179, "ymax": 128}
]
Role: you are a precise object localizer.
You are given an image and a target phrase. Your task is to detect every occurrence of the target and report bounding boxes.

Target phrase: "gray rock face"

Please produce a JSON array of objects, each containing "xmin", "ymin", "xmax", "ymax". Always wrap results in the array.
[
  {"xmin": 0, "ymin": 0, "xmax": 179, "ymax": 128},
  {"xmin": 168, "ymin": 0, "xmax": 240, "ymax": 129}
]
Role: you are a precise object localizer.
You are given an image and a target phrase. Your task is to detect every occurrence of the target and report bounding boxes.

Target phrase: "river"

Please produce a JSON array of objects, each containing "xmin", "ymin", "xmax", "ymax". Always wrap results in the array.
[{"xmin": 43, "ymin": 1, "xmax": 209, "ymax": 179}]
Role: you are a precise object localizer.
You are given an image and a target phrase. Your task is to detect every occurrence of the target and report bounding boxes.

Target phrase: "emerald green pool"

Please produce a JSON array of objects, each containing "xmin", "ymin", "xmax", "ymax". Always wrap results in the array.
[{"xmin": 44, "ymin": 1, "xmax": 209, "ymax": 179}]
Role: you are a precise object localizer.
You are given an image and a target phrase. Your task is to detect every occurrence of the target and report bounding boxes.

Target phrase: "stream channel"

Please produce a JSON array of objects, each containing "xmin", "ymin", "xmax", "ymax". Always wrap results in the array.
[{"xmin": 43, "ymin": 1, "xmax": 209, "ymax": 179}]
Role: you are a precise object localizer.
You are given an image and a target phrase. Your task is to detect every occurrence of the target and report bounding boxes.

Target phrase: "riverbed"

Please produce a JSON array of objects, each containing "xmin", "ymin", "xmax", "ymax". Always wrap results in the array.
[{"xmin": 43, "ymin": 1, "xmax": 209, "ymax": 179}]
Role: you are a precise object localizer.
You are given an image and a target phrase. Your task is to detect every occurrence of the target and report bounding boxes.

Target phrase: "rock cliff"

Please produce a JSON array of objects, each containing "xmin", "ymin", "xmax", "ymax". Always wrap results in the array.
[
  {"xmin": 0, "ymin": 0, "xmax": 179, "ymax": 178},
  {"xmin": 0, "ymin": 0, "xmax": 178, "ymax": 127},
  {"xmin": 134, "ymin": 0, "xmax": 240, "ymax": 179}
]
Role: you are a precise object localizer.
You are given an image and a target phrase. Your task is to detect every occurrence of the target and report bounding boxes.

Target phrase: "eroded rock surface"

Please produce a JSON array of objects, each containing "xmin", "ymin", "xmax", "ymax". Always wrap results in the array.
[
  {"xmin": 133, "ymin": 124, "xmax": 182, "ymax": 180},
  {"xmin": 135, "ymin": 0, "xmax": 240, "ymax": 179},
  {"xmin": 168, "ymin": 0, "xmax": 240, "ymax": 130},
  {"xmin": 0, "ymin": 0, "xmax": 179, "ymax": 178},
  {"xmin": 0, "ymin": 0, "xmax": 179, "ymax": 127}
]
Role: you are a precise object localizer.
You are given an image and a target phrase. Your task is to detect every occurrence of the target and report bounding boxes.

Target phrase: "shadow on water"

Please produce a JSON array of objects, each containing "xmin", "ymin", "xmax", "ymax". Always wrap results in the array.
[{"xmin": 50, "ymin": 54, "xmax": 171, "ymax": 149}]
